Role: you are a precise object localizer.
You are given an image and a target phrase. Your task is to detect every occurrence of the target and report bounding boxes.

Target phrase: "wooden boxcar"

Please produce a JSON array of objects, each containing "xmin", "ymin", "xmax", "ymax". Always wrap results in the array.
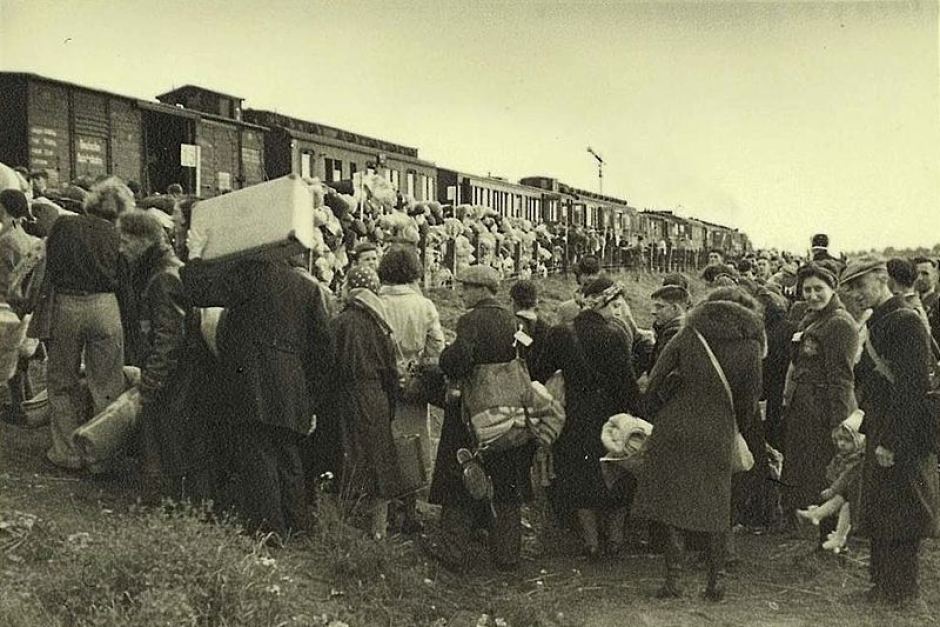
[
  {"xmin": 0, "ymin": 73, "xmax": 266, "ymax": 196},
  {"xmin": 0, "ymin": 72, "xmax": 143, "ymax": 188}
]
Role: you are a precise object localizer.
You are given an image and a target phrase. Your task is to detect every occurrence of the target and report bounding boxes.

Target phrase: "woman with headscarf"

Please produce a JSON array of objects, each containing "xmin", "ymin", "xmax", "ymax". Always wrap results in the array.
[
  {"xmin": 328, "ymin": 265, "xmax": 405, "ymax": 539},
  {"xmin": 532, "ymin": 277, "xmax": 642, "ymax": 559},
  {"xmin": 780, "ymin": 263, "xmax": 858, "ymax": 544},
  {"xmin": 633, "ymin": 287, "xmax": 764, "ymax": 601}
]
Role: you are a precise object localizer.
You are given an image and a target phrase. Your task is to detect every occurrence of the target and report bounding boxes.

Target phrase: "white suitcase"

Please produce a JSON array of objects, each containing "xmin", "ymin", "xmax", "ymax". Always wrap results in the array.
[{"xmin": 190, "ymin": 174, "xmax": 316, "ymax": 260}]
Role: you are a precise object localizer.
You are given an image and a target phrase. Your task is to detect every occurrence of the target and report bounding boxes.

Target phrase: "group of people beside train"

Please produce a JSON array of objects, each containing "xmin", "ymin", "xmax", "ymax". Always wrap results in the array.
[{"xmin": 0, "ymin": 171, "xmax": 938, "ymax": 608}]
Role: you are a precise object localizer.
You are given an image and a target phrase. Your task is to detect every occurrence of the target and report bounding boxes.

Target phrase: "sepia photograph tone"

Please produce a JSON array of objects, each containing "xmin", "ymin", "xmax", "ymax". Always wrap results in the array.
[{"xmin": 0, "ymin": 1, "xmax": 939, "ymax": 625}]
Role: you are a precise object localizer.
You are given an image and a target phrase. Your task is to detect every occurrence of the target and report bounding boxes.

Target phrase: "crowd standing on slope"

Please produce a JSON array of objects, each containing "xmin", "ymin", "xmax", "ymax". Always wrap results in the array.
[{"xmin": 0, "ymin": 169, "xmax": 938, "ymax": 609}]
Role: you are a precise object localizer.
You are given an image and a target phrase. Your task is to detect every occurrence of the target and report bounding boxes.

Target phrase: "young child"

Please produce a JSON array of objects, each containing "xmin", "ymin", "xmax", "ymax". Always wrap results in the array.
[{"xmin": 796, "ymin": 409, "xmax": 865, "ymax": 553}]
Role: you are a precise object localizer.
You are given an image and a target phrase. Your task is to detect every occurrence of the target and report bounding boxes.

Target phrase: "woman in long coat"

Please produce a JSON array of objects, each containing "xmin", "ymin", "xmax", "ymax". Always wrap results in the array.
[
  {"xmin": 532, "ymin": 277, "xmax": 641, "ymax": 558},
  {"xmin": 378, "ymin": 246, "xmax": 445, "ymax": 533},
  {"xmin": 330, "ymin": 267, "xmax": 405, "ymax": 539},
  {"xmin": 780, "ymin": 264, "xmax": 858, "ymax": 539},
  {"xmin": 633, "ymin": 287, "xmax": 764, "ymax": 601}
]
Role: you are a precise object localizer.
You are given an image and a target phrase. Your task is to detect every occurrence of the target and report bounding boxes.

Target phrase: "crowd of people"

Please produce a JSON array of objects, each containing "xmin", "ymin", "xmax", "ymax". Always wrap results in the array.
[{"xmin": 0, "ymin": 168, "xmax": 938, "ymax": 609}]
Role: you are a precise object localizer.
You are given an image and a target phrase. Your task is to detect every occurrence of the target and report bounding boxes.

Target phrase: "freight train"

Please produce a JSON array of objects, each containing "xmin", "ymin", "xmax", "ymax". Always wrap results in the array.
[{"xmin": 0, "ymin": 72, "xmax": 751, "ymax": 258}]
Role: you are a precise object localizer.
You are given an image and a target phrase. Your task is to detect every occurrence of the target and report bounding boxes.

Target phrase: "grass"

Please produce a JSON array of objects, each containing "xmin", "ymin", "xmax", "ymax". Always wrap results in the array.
[{"xmin": 2, "ymin": 268, "xmax": 939, "ymax": 625}]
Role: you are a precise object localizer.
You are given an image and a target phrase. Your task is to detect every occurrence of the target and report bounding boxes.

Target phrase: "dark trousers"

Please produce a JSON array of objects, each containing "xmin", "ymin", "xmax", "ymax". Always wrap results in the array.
[
  {"xmin": 232, "ymin": 421, "xmax": 310, "ymax": 541},
  {"xmin": 870, "ymin": 537, "xmax": 921, "ymax": 601},
  {"xmin": 440, "ymin": 500, "xmax": 522, "ymax": 569}
]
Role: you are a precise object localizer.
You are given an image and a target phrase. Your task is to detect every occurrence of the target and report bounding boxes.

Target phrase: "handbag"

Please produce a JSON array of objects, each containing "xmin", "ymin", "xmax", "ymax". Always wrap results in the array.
[
  {"xmin": 693, "ymin": 328, "xmax": 755, "ymax": 474},
  {"xmin": 393, "ymin": 342, "xmax": 444, "ymax": 407}
]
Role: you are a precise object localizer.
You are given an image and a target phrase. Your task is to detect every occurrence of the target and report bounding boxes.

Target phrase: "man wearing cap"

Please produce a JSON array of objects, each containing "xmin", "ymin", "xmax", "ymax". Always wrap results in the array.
[
  {"xmin": 810, "ymin": 234, "xmax": 836, "ymax": 263},
  {"xmin": 913, "ymin": 256, "xmax": 939, "ymax": 344},
  {"xmin": 842, "ymin": 255, "xmax": 939, "ymax": 606},
  {"xmin": 29, "ymin": 171, "xmax": 49, "ymax": 199},
  {"xmin": 649, "ymin": 284, "xmax": 690, "ymax": 367},
  {"xmin": 425, "ymin": 265, "xmax": 535, "ymax": 572},
  {"xmin": 556, "ymin": 255, "xmax": 602, "ymax": 325}
]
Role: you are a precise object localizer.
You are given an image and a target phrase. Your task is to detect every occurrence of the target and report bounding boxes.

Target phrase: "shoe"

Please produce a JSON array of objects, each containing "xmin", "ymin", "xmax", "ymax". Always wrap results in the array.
[
  {"xmin": 702, "ymin": 584, "xmax": 725, "ymax": 602},
  {"xmin": 494, "ymin": 560, "xmax": 519, "ymax": 572},
  {"xmin": 45, "ymin": 449, "xmax": 84, "ymax": 471},
  {"xmin": 400, "ymin": 519, "xmax": 424, "ymax": 535},
  {"xmin": 655, "ymin": 582, "xmax": 683, "ymax": 599},
  {"xmin": 821, "ymin": 534, "xmax": 847, "ymax": 553},
  {"xmin": 419, "ymin": 535, "xmax": 467, "ymax": 573},
  {"xmin": 582, "ymin": 545, "xmax": 602, "ymax": 562},
  {"xmin": 795, "ymin": 508, "xmax": 820, "ymax": 526},
  {"xmin": 858, "ymin": 586, "xmax": 885, "ymax": 605}
]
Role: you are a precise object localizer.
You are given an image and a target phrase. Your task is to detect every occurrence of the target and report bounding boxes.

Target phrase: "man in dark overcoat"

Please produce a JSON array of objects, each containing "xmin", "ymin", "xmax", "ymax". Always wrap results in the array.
[
  {"xmin": 843, "ymin": 255, "xmax": 939, "ymax": 606},
  {"xmin": 182, "ymin": 231, "xmax": 334, "ymax": 542},
  {"xmin": 425, "ymin": 265, "xmax": 535, "ymax": 571}
]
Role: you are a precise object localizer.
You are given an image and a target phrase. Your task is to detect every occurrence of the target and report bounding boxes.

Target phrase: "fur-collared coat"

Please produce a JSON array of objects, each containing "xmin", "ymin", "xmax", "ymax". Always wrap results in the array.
[
  {"xmin": 780, "ymin": 296, "xmax": 858, "ymax": 513},
  {"xmin": 855, "ymin": 296, "xmax": 939, "ymax": 540},
  {"xmin": 632, "ymin": 300, "xmax": 764, "ymax": 533}
]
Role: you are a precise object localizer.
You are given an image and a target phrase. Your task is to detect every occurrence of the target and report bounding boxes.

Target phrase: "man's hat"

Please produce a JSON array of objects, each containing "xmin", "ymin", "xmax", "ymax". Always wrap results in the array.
[
  {"xmin": 841, "ymin": 254, "xmax": 887, "ymax": 285},
  {"xmin": 811, "ymin": 233, "xmax": 829, "ymax": 249},
  {"xmin": 458, "ymin": 265, "xmax": 500, "ymax": 291},
  {"xmin": 662, "ymin": 272, "xmax": 690, "ymax": 291},
  {"xmin": 651, "ymin": 284, "xmax": 690, "ymax": 304}
]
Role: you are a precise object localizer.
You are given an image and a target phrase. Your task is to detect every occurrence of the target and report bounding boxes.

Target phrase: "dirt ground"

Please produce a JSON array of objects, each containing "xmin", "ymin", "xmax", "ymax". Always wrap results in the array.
[{"xmin": 2, "ymin": 270, "xmax": 939, "ymax": 625}]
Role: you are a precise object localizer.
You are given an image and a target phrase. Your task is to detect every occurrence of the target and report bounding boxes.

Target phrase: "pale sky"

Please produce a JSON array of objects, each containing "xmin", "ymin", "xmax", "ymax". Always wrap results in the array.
[{"xmin": 2, "ymin": 0, "xmax": 938, "ymax": 253}]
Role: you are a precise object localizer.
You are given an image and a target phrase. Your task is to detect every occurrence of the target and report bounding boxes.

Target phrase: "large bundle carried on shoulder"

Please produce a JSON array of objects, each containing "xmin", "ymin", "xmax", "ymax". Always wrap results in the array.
[{"xmin": 462, "ymin": 359, "xmax": 565, "ymax": 453}]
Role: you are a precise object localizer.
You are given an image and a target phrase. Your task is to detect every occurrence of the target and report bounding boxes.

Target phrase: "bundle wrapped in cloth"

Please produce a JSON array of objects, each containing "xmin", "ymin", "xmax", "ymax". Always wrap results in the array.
[
  {"xmin": 600, "ymin": 413, "xmax": 653, "ymax": 483},
  {"xmin": 73, "ymin": 366, "xmax": 143, "ymax": 465},
  {"xmin": 465, "ymin": 364, "xmax": 566, "ymax": 453}
]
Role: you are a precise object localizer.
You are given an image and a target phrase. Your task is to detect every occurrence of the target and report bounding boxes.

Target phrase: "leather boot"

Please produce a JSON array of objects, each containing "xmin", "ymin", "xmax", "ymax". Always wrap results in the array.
[
  {"xmin": 656, "ymin": 525, "xmax": 683, "ymax": 598},
  {"xmin": 703, "ymin": 532, "xmax": 725, "ymax": 601}
]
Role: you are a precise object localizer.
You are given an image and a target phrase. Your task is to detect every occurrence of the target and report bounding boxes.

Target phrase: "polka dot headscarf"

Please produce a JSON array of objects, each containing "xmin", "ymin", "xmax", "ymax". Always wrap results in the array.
[{"xmin": 346, "ymin": 266, "xmax": 381, "ymax": 294}]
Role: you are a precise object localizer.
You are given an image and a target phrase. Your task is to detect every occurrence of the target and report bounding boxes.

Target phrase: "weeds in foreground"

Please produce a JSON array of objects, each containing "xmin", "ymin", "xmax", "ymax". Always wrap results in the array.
[{"xmin": 0, "ymin": 502, "xmax": 325, "ymax": 626}]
